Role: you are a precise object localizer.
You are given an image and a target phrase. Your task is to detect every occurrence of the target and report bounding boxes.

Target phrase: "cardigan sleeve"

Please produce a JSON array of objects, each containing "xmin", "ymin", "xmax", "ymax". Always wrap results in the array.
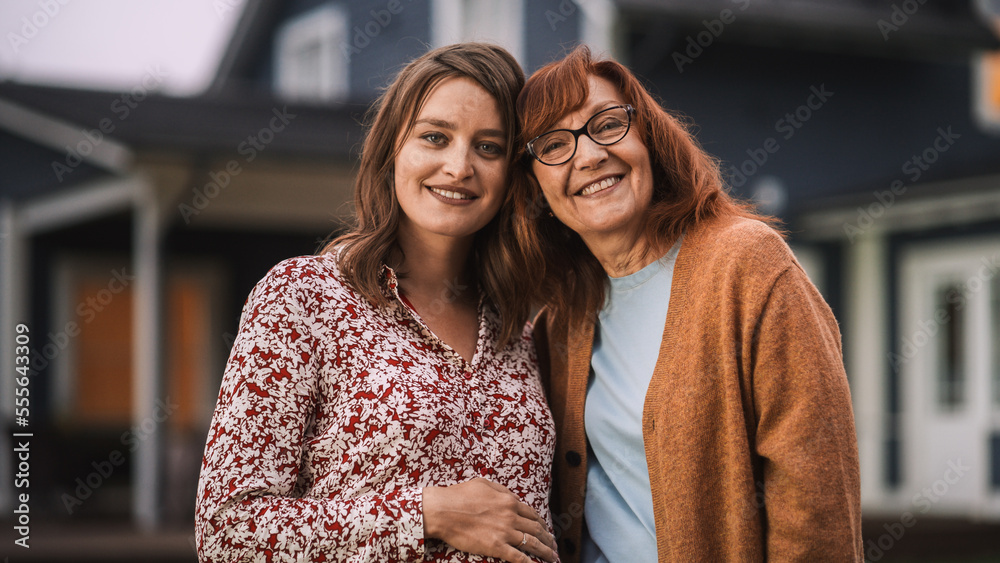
[
  {"xmin": 195, "ymin": 263, "xmax": 424, "ymax": 563},
  {"xmin": 749, "ymin": 263, "xmax": 863, "ymax": 562}
]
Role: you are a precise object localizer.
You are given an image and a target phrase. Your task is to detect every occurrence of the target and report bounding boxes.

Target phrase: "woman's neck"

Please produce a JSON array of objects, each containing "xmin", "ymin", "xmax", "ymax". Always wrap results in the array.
[
  {"xmin": 392, "ymin": 229, "xmax": 476, "ymax": 305},
  {"xmin": 582, "ymin": 229, "xmax": 668, "ymax": 278}
]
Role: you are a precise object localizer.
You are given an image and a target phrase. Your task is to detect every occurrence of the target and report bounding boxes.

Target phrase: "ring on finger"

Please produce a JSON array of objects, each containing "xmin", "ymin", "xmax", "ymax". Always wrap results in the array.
[{"xmin": 520, "ymin": 531, "xmax": 527, "ymax": 547}]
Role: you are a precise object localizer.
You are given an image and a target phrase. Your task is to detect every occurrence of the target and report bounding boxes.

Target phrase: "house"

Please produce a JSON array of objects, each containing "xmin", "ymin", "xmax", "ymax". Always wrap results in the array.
[{"xmin": 1, "ymin": 0, "xmax": 999, "ymax": 560}]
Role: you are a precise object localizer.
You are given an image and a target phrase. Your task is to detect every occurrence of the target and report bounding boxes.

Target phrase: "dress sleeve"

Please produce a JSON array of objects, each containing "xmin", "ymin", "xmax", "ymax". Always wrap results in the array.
[
  {"xmin": 194, "ymin": 263, "xmax": 425, "ymax": 562},
  {"xmin": 749, "ymin": 263, "xmax": 863, "ymax": 561}
]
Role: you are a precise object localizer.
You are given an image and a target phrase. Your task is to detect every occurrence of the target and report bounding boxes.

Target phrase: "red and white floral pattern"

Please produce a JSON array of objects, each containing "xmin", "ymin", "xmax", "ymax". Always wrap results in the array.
[{"xmin": 195, "ymin": 253, "xmax": 555, "ymax": 562}]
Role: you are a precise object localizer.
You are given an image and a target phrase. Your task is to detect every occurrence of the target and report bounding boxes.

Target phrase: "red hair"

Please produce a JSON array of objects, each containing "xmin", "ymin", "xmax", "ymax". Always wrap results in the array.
[{"xmin": 513, "ymin": 46, "xmax": 780, "ymax": 325}]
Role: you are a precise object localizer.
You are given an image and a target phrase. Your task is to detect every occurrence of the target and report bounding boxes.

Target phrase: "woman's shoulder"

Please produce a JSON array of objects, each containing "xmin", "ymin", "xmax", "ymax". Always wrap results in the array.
[
  {"xmin": 696, "ymin": 215, "xmax": 784, "ymax": 247},
  {"xmin": 688, "ymin": 215, "xmax": 791, "ymax": 264},
  {"xmin": 250, "ymin": 253, "xmax": 353, "ymax": 311},
  {"xmin": 679, "ymin": 215, "xmax": 799, "ymax": 293},
  {"xmin": 257, "ymin": 253, "xmax": 343, "ymax": 288}
]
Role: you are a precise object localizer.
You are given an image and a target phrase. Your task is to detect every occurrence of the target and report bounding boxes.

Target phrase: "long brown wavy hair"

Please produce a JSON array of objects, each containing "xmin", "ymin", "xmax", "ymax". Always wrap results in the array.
[
  {"xmin": 323, "ymin": 42, "xmax": 533, "ymax": 347},
  {"xmin": 513, "ymin": 46, "xmax": 780, "ymax": 327}
]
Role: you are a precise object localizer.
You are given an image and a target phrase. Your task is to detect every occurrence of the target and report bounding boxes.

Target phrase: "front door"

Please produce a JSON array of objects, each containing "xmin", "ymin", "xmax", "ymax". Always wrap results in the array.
[{"xmin": 899, "ymin": 239, "xmax": 1000, "ymax": 518}]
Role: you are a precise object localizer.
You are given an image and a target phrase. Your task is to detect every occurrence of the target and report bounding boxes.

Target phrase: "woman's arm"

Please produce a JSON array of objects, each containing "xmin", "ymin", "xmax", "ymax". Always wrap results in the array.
[
  {"xmin": 195, "ymin": 263, "xmax": 425, "ymax": 562},
  {"xmin": 750, "ymin": 263, "xmax": 863, "ymax": 561}
]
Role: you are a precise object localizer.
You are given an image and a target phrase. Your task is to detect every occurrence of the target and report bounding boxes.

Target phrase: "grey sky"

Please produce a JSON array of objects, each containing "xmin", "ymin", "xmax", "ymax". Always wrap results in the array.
[{"xmin": 0, "ymin": 0, "xmax": 245, "ymax": 95}]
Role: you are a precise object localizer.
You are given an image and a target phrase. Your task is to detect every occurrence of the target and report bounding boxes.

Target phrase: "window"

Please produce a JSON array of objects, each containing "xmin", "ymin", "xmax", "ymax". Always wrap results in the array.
[
  {"xmin": 432, "ymin": 0, "xmax": 524, "ymax": 63},
  {"xmin": 275, "ymin": 4, "xmax": 349, "ymax": 103},
  {"xmin": 53, "ymin": 260, "xmax": 222, "ymax": 429}
]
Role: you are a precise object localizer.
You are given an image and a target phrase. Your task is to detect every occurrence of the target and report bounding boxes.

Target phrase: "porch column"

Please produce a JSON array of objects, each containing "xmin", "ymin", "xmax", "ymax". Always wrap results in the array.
[
  {"xmin": 845, "ymin": 231, "xmax": 888, "ymax": 509},
  {"xmin": 0, "ymin": 199, "xmax": 27, "ymax": 513},
  {"xmin": 132, "ymin": 182, "xmax": 164, "ymax": 530},
  {"xmin": 577, "ymin": 0, "xmax": 616, "ymax": 56}
]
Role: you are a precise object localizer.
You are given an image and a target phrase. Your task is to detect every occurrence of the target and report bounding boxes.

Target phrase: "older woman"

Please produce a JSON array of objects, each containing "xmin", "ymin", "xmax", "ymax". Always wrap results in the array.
[
  {"xmin": 515, "ymin": 47, "xmax": 862, "ymax": 562},
  {"xmin": 196, "ymin": 43, "xmax": 557, "ymax": 563}
]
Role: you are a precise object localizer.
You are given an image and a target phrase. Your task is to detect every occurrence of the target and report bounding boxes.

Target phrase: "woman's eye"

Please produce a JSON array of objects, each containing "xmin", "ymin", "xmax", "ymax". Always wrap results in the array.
[
  {"xmin": 479, "ymin": 142, "xmax": 503, "ymax": 155},
  {"xmin": 541, "ymin": 141, "xmax": 565, "ymax": 155},
  {"xmin": 422, "ymin": 133, "xmax": 445, "ymax": 144},
  {"xmin": 596, "ymin": 118, "xmax": 623, "ymax": 132}
]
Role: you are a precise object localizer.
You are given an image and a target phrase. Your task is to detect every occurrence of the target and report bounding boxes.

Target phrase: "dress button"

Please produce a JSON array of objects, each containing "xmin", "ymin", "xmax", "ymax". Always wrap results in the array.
[
  {"xmin": 562, "ymin": 538, "xmax": 576, "ymax": 554},
  {"xmin": 464, "ymin": 370, "xmax": 473, "ymax": 380},
  {"xmin": 565, "ymin": 450, "xmax": 581, "ymax": 467}
]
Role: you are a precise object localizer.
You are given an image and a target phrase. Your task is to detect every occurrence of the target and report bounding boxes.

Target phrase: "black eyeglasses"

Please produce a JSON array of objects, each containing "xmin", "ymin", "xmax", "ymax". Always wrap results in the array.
[{"xmin": 526, "ymin": 105, "xmax": 635, "ymax": 166}]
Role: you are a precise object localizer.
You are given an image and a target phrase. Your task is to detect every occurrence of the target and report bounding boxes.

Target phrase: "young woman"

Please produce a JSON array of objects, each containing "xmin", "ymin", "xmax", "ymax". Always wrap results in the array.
[
  {"xmin": 515, "ymin": 46, "xmax": 862, "ymax": 562},
  {"xmin": 196, "ymin": 43, "xmax": 557, "ymax": 563}
]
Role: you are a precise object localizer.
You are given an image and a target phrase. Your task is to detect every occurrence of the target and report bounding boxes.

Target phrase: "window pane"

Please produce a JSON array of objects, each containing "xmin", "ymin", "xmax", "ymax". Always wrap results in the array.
[
  {"xmin": 74, "ymin": 278, "xmax": 133, "ymax": 424},
  {"xmin": 992, "ymin": 432, "xmax": 1000, "ymax": 491},
  {"xmin": 936, "ymin": 285, "xmax": 965, "ymax": 410},
  {"xmin": 993, "ymin": 274, "xmax": 1000, "ymax": 406}
]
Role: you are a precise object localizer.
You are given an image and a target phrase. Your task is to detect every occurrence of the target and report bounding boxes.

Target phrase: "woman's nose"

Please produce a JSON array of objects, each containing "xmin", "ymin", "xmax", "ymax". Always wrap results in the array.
[
  {"xmin": 442, "ymin": 145, "xmax": 474, "ymax": 179},
  {"xmin": 573, "ymin": 135, "xmax": 609, "ymax": 169}
]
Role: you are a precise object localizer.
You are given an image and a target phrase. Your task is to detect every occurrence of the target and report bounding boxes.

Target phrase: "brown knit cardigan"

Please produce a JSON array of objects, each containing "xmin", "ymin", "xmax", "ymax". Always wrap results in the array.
[{"xmin": 534, "ymin": 215, "xmax": 863, "ymax": 562}]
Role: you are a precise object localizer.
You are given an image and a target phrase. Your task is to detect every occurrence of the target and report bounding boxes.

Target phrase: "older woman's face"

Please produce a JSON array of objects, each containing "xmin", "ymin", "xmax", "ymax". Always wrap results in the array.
[{"xmin": 530, "ymin": 76, "xmax": 654, "ymax": 245}]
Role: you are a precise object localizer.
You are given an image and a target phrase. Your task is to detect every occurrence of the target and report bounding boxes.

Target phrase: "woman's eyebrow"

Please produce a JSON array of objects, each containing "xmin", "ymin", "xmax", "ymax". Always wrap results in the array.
[
  {"xmin": 415, "ymin": 118, "xmax": 504, "ymax": 138},
  {"xmin": 549, "ymin": 100, "xmax": 623, "ymax": 129},
  {"xmin": 415, "ymin": 117, "xmax": 455, "ymax": 129},
  {"xmin": 588, "ymin": 99, "xmax": 623, "ymax": 113}
]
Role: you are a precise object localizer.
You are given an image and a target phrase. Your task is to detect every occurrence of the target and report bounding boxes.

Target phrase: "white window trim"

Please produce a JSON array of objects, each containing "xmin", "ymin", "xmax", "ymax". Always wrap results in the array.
[
  {"xmin": 274, "ymin": 4, "xmax": 349, "ymax": 103},
  {"xmin": 431, "ymin": 0, "xmax": 525, "ymax": 64}
]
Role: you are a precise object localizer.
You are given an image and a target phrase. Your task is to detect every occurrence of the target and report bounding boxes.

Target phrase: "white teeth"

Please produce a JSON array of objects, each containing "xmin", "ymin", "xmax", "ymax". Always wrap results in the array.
[
  {"xmin": 428, "ymin": 187, "xmax": 473, "ymax": 200},
  {"xmin": 578, "ymin": 176, "xmax": 620, "ymax": 196}
]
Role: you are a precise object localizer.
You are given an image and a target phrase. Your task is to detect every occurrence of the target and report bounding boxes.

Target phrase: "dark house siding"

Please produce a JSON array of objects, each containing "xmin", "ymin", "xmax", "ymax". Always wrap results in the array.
[
  {"xmin": 620, "ymin": 37, "xmax": 1000, "ymax": 215},
  {"xmin": 524, "ymin": 0, "xmax": 582, "ymax": 73},
  {"xmin": 0, "ymin": 130, "xmax": 107, "ymax": 200}
]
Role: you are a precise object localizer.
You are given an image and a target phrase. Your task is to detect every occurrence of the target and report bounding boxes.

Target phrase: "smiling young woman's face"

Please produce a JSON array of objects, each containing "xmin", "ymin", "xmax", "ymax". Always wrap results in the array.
[
  {"xmin": 530, "ymin": 75, "xmax": 654, "ymax": 245},
  {"xmin": 393, "ymin": 76, "xmax": 508, "ymax": 245}
]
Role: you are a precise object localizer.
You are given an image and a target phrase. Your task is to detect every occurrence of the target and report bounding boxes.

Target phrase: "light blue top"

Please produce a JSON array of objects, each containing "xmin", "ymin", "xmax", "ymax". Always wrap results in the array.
[{"xmin": 581, "ymin": 240, "xmax": 681, "ymax": 563}]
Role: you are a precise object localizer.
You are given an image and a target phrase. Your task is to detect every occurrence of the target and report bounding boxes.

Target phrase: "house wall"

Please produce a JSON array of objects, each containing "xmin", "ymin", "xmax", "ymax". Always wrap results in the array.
[{"xmin": 616, "ymin": 37, "xmax": 1000, "ymax": 214}]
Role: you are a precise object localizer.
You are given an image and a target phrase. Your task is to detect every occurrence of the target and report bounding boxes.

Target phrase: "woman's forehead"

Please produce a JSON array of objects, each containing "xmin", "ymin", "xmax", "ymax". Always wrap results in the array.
[{"xmin": 547, "ymin": 76, "xmax": 624, "ymax": 127}]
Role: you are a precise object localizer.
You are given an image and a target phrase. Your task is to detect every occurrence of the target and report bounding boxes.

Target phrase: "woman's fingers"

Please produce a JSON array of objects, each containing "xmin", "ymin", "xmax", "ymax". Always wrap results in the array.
[
  {"xmin": 515, "ymin": 502, "xmax": 557, "ymax": 550},
  {"xmin": 496, "ymin": 544, "xmax": 535, "ymax": 563},
  {"xmin": 511, "ymin": 522, "xmax": 558, "ymax": 563}
]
